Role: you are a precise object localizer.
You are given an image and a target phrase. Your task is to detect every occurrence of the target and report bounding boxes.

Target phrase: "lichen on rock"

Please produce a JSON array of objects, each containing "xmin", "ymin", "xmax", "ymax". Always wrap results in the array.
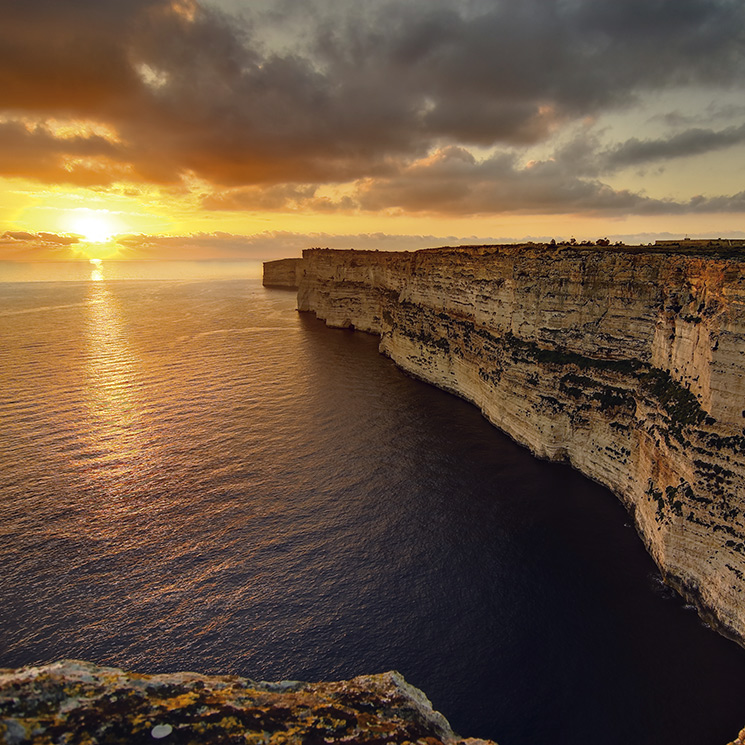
[{"xmin": 0, "ymin": 660, "xmax": 496, "ymax": 744}]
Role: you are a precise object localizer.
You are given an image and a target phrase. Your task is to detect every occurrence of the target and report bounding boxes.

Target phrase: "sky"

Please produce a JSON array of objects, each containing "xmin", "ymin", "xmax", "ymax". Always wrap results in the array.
[{"xmin": 1, "ymin": 0, "xmax": 745, "ymax": 262}]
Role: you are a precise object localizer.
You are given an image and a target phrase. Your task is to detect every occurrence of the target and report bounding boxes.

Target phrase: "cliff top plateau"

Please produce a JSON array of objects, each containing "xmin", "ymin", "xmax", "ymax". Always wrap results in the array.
[{"xmin": 302, "ymin": 239, "xmax": 745, "ymax": 259}]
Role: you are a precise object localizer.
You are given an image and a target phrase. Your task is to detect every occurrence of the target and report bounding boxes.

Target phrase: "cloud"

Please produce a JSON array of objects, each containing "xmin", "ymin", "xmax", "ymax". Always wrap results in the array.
[
  {"xmin": 0, "ymin": 1, "xmax": 144, "ymax": 114},
  {"xmin": 3, "ymin": 1, "xmax": 744, "ymax": 178},
  {"xmin": 0, "ymin": 121, "xmax": 128, "ymax": 185},
  {"xmin": 1, "ymin": 0, "xmax": 744, "ymax": 218},
  {"xmin": 545, "ymin": 120, "xmax": 745, "ymax": 184},
  {"xmin": 347, "ymin": 145, "xmax": 745, "ymax": 217},
  {"xmin": 199, "ymin": 136, "xmax": 745, "ymax": 218},
  {"xmin": 201, "ymin": 184, "xmax": 357, "ymax": 212},
  {"xmin": 677, "ymin": 192, "xmax": 745, "ymax": 214},
  {"xmin": 5, "ymin": 226, "xmax": 745, "ymax": 264},
  {"xmin": 0, "ymin": 230, "xmax": 83, "ymax": 260},
  {"xmin": 1, "ymin": 230, "xmax": 80, "ymax": 246},
  {"xmin": 351, "ymin": 147, "xmax": 623, "ymax": 215},
  {"xmin": 602, "ymin": 123, "xmax": 745, "ymax": 169}
]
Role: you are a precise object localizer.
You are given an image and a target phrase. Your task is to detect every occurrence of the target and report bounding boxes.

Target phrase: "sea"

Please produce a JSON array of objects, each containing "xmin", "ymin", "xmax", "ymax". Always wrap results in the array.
[{"xmin": 1, "ymin": 261, "xmax": 744, "ymax": 745}]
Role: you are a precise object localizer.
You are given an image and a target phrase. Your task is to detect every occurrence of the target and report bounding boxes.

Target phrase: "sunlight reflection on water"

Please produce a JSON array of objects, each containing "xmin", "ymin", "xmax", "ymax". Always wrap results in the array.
[
  {"xmin": 1, "ymin": 277, "xmax": 745, "ymax": 745},
  {"xmin": 83, "ymin": 279, "xmax": 152, "ymax": 502},
  {"xmin": 0, "ymin": 260, "xmax": 265, "ymax": 283}
]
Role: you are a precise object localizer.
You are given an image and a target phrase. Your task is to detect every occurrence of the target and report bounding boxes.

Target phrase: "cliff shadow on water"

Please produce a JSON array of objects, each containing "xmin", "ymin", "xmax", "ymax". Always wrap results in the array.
[
  {"xmin": 287, "ymin": 244, "xmax": 745, "ymax": 742},
  {"xmin": 293, "ymin": 244, "xmax": 745, "ymax": 652},
  {"xmin": 4, "ymin": 269, "xmax": 744, "ymax": 745},
  {"xmin": 290, "ymin": 309, "xmax": 745, "ymax": 745}
]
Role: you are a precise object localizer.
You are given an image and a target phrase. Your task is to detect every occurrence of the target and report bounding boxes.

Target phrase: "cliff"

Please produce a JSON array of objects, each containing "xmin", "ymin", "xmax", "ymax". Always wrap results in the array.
[
  {"xmin": 292, "ymin": 244, "xmax": 745, "ymax": 646},
  {"xmin": 3, "ymin": 661, "xmax": 745, "ymax": 745},
  {"xmin": 262, "ymin": 258, "xmax": 302, "ymax": 289},
  {"xmin": 0, "ymin": 660, "xmax": 494, "ymax": 744}
]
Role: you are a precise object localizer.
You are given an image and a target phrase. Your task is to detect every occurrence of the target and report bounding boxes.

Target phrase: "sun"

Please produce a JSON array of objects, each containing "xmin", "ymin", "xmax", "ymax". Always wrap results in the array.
[
  {"xmin": 72, "ymin": 214, "xmax": 116, "ymax": 243},
  {"xmin": 65, "ymin": 208, "xmax": 126, "ymax": 245},
  {"xmin": 64, "ymin": 209, "xmax": 128, "ymax": 259}
]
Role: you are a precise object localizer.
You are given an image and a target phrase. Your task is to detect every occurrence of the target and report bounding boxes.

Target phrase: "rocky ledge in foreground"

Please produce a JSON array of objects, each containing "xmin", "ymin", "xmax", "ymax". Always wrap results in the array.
[{"xmin": 0, "ymin": 660, "xmax": 494, "ymax": 745}]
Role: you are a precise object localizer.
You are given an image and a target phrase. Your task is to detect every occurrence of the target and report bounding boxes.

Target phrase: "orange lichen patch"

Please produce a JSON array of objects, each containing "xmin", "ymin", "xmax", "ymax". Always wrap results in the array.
[
  {"xmin": 0, "ymin": 660, "xmax": 498, "ymax": 744},
  {"xmin": 162, "ymin": 690, "xmax": 201, "ymax": 710}
]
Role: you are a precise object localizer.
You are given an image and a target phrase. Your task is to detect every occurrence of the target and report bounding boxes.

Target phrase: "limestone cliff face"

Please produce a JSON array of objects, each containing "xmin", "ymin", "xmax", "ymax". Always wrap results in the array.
[
  {"xmin": 295, "ymin": 245, "xmax": 745, "ymax": 645},
  {"xmin": 262, "ymin": 258, "xmax": 302, "ymax": 288},
  {"xmin": 0, "ymin": 660, "xmax": 493, "ymax": 744}
]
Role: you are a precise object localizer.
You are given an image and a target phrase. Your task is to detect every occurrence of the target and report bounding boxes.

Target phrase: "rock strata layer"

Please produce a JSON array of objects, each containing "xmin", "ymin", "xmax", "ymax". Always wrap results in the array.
[
  {"xmin": 262, "ymin": 258, "xmax": 302, "ymax": 288},
  {"xmin": 293, "ymin": 244, "xmax": 745, "ymax": 645},
  {"xmin": 0, "ymin": 660, "xmax": 493, "ymax": 744}
]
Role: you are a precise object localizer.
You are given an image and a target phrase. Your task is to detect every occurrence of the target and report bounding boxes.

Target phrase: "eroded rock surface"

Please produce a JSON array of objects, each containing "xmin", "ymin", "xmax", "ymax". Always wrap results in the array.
[
  {"xmin": 293, "ymin": 244, "xmax": 745, "ymax": 645},
  {"xmin": 262, "ymin": 258, "xmax": 302, "ymax": 289},
  {"xmin": 0, "ymin": 660, "xmax": 494, "ymax": 744}
]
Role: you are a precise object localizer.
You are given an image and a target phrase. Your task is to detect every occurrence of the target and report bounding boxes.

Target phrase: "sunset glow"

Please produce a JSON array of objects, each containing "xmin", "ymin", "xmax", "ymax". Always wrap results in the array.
[{"xmin": 1, "ymin": 0, "xmax": 744, "ymax": 263}]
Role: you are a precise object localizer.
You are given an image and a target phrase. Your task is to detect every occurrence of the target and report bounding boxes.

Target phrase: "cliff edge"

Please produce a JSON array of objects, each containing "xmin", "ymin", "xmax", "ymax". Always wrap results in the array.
[
  {"xmin": 290, "ymin": 244, "xmax": 745, "ymax": 646},
  {"xmin": 0, "ymin": 660, "xmax": 494, "ymax": 744},
  {"xmin": 262, "ymin": 258, "xmax": 302, "ymax": 289}
]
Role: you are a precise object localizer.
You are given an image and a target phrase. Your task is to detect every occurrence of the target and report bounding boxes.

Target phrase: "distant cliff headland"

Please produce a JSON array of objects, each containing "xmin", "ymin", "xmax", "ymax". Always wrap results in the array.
[
  {"xmin": 265, "ymin": 241, "xmax": 745, "ymax": 647},
  {"xmin": 262, "ymin": 257, "xmax": 303, "ymax": 288}
]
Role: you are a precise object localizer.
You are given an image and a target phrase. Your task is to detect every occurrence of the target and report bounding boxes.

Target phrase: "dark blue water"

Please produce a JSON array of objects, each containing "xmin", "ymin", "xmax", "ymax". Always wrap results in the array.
[{"xmin": 1, "ymin": 275, "xmax": 744, "ymax": 744}]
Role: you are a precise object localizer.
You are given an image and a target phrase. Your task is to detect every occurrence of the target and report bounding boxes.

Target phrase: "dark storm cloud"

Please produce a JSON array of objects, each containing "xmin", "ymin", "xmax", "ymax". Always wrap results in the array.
[
  {"xmin": 1, "ymin": 0, "xmax": 430, "ymax": 184},
  {"xmin": 307, "ymin": 0, "xmax": 744, "ymax": 138},
  {"xmin": 1, "ymin": 0, "xmax": 744, "ymax": 213},
  {"xmin": 0, "ymin": 0, "xmax": 144, "ymax": 113}
]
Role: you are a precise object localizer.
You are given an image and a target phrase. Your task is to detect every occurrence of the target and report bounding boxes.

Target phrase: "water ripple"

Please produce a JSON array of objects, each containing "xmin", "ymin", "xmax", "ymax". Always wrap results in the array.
[{"xmin": 1, "ymin": 278, "xmax": 745, "ymax": 745}]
